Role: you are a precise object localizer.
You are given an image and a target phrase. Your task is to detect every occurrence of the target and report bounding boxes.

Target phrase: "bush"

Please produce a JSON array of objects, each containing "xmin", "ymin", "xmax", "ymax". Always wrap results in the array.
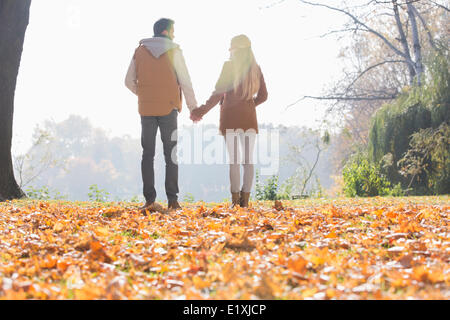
[
  {"xmin": 25, "ymin": 185, "xmax": 67, "ymax": 200},
  {"xmin": 277, "ymin": 176, "xmax": 295, "ymax": 200},
  {"xmin": 398, "ymin": 123, "xmax": 450, "ymax": 194},
  {"xmin": 183, "ymin": 193, "xmax": 195, "ymax": 203},
  {"xmin": 255, "ymin": 172, "xmax": 279, "ymax": 200},
  {"xmin": 256, "ymin": 170, "xmax": 324, "ymax": 200},
  {"xmin": 25, "ymin": 186, "xmax": 51, "ymax": 200},
  {"xmin": 367, "ymin": 50, "xmax": 450, "ymax": 194},
  {"xmin": 129, "ymin": 195, "xmax": 143, "ymax": 203},
  {"xmin": 343, "ymin": 152, "xmax": 391, "ymax": 197},
  {"xmin": 388, "ymin": 183, "xmax": 406, "ymax": 197},
  {"xmin": 87, "ymin": 184, "xmax": 110, "ymax": 202}
]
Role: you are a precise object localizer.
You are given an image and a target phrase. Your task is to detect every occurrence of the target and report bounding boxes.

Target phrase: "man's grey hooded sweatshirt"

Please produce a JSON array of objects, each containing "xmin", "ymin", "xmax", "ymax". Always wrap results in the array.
[{"xmin": 125, "ymin": 37, "xmax": 198, "ymax": 111}]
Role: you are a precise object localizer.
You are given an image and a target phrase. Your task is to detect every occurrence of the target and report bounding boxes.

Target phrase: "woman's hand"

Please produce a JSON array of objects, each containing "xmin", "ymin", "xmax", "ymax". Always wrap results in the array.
[{"xmin": 190, "ymin": 107, "xmax": 203, "ymax": 122}]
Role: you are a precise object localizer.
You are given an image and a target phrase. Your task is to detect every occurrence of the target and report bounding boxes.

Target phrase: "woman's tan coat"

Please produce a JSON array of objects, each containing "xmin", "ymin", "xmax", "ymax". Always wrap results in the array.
[{"xmin": 195, "ymin": 61, "xmax": 268, "ymax": 134}]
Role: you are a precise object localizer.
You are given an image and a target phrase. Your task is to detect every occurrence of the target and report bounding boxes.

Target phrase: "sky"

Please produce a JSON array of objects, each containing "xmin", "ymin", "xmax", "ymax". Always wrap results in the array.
[{"xmin": 13, "ymin": 0, "xmax": 348, "ymax": 153}]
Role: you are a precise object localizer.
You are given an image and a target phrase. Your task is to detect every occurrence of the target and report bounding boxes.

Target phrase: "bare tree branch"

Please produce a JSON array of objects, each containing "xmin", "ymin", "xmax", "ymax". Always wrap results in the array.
[
  {"xmin": 13, "ymin": 155, "xmax": 26, "ymax": 187},
  {"xmin": 298, "ymin": 0, "xmax": 411, "ymax": 61},
  {"xmin": 345, "ymin": 59, "xmax": 405, "ymax": 92},
  {"xmin": 427, "ymin": 0, "xmax": 450, "ymax": 12},
  {"xmin": 315, "ymin": 27, "xmax": 365, "ymax": 39},
  {"xmin": 411, "ymin": 5, "xmax": 438, "ymax": 49},
  {"xmin": 304, "ymin": 95, "xmax": 397, "ymax": 101},
  {"xmin": 300, "ymin": 142, "xmax": 322, "ymax": 195},
  {"xmin": 286, "ymin": 93, "xmax": 397, "ymax": 110}
]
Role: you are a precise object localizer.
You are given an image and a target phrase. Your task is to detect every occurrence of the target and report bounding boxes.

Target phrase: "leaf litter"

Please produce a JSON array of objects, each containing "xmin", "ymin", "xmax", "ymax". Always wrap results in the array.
[{"xmin": 0, "ymin": 197, "xmax": 448, "ymax": 299}]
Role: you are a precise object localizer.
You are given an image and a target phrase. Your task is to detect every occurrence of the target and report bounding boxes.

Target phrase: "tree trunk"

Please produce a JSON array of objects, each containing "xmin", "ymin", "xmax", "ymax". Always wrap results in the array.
[
  {"xmin": 407, "ymin": 3, "xmax": 424, "ymax": 86},
  {"xmin": 392, "ymin": 0, "xmax": 416, "ymax": 84},
  {"xmin": 0, "ymin": 0, "xmax": 32, "ymax": 201}
]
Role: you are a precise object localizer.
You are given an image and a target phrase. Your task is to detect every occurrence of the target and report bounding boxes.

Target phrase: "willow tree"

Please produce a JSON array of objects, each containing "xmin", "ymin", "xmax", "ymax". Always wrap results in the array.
[{"xmin": 0, "ymin": 0, "xmax": 32, "ymax": 201}]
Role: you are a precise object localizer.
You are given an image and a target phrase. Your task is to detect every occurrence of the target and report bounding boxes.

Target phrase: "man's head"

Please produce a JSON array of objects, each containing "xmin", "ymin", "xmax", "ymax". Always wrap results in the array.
[{"xmin": 153, "ymin": 18, "xmax": 175, "ymax": 40}]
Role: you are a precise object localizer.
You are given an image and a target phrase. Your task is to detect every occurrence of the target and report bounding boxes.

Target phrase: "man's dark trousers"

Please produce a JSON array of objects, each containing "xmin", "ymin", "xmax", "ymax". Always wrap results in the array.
[{"xmin": 141, "ymin": 109, "xmax": 179, "ymax": 203}]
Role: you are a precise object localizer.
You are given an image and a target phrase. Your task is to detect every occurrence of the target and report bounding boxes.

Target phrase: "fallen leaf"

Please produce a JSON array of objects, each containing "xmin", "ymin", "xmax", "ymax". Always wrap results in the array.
[{"xmin": 287, "ymin": 254, "xmax": 308, "ymax": 275}]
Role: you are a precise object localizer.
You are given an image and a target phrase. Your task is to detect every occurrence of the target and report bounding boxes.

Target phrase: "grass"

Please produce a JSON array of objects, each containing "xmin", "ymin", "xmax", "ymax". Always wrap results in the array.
[{"xmin": 4, "ymin": 194, "xmax": 449, "ymax": 209}]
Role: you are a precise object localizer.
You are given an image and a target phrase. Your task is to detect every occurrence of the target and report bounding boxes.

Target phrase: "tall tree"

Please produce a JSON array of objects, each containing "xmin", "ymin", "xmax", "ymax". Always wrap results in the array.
[
  {"xmin": 0, "ymin": 0, "xmax": 32, "ymax": 201},
  {"xmin": 284, "ymin": 0, "xmax": 448, "ymax": 175},
  {"xmin": 293, "ymin": 0, "xmax": 447, "ymax": 101}
]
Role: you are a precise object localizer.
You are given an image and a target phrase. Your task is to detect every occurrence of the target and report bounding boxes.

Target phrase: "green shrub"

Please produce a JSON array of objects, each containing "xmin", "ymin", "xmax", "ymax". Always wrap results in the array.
[
  {"xmin": 129, "ymin": 195, "xmax": 143, "ymax": 203},
  {"xmin": 256, "ymin": 170, "xmax": 324, "ymax": 200},
  {"xmin": 87, "ymin": 184, "xmax": 110, "ymax": 202},
  {"xmin": 25, "ymin": 186, "xmax": 51, "ymax": 200},
  {"xmin": 398, "ymin": 123, "xmax": 450, "ymax": 194},
  {"xmin": 388, "ymin": 183, "xmax": 406, "ymax": 197},
  {"xmin": 367, "ymin": 50, "xmax": 450, "ymax": 194},
  {"xmin": 25, "ymin": 185, "xmax": 67, "ymax": 200},
  {"xmin": 277, "ymin": 176, "xmax": 295, "ymax": 200},
  {"xmin": 343, "ymin": 152, "xmax": 391, "ymax": 197},
  {"xmin": 255, "ymin": 172, "xmax": 279, "ymax": 200},
  {"xmin": 183, "ymin": 193, "xmax": 195, "ymax": 203}
]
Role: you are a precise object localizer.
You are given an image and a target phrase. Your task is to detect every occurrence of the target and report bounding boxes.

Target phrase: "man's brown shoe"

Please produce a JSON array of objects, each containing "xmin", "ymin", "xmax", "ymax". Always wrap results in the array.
[
  {"xmin": 139, "ymin": 202, "xmax": 164, "ymax": 214},
  {"xmin": 168, "ymin": 200, "xmax": 182, "ymax": 210},
  {"xmin": 139, "ymin": 201, "xmax": 154, "ymax": 211}
]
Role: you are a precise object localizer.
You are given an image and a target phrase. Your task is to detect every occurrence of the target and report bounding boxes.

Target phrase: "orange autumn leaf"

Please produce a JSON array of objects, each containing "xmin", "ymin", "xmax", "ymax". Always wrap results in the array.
[
  {"xmin": 287, "ymin": 254, "xmax": 308, "ymax": 275},
  {"xmin": 207, "ymin": 222, "xmax": 222, "ymax": 231},
  {"xmin": 90, "ymin": 240, "xmax": 103, "ymax": 252},
  {"xmin": 325, "ymin": 231, "xmax": 338, "ymax": 238},
  {"xmin": 301, "ymin": 287, "xmax": 318, "ymax": 298},
  {"xmin": 40, "ymin": 255, "xmax": 57, "ymax": 269},
  {"xmin": 53, "ymin": 222, "xmax": 64, "ymax": 232},
  {"xmin": 94, "ymin": 227, "xmax": 109, "ymax": 237},
  {"xmin": 192, "ymin": 276, "xmax": 210, "ymax": 289},
  {"xmin": 221, "ymin": 263, "xmax": 236, "ymax": 283},
  {"xmin": 57, "ymin": 260, "xmax": 70, "ymax": 273}
]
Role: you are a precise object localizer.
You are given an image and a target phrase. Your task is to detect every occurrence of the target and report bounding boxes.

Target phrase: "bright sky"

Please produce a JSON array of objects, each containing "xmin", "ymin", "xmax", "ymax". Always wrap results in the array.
[{"xmin": 13, "ymin": 0, "xmax": 347, "ymax": 153}]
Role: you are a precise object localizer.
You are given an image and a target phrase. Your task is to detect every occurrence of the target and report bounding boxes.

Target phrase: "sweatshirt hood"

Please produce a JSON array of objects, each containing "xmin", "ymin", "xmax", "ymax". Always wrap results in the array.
[{"xmin": 139, "ymin": 37, "xmax": 179, "ymax": 58}]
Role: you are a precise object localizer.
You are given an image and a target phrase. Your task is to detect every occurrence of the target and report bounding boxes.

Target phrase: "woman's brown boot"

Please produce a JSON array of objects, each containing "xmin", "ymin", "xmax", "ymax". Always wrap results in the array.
[
  {"xmin": 231, "ymin": 192, "xmax": 241, "ymax": 208},
  {"xmin": 240, "ymin": 191, "xmax": 250, "ymax": 208}
]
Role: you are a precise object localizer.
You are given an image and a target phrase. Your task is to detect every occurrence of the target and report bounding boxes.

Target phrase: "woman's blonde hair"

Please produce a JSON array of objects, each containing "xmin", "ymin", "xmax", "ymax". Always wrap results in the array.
[{"xmin": 230, "ymin": 35, "xmax": 260, "ymax": 101}]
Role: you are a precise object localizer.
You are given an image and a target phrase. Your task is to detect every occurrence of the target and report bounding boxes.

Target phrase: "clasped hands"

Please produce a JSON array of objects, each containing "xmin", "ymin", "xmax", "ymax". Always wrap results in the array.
[{"xmin": 190, "ymin": 107, "xmax": 204, "ymax": 123}]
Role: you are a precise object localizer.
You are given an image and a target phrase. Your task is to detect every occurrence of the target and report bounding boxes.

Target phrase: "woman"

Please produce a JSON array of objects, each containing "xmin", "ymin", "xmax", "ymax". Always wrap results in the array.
[{"xmin": 192, "ymin": 34, "xmax": 268, "ymax": 208}]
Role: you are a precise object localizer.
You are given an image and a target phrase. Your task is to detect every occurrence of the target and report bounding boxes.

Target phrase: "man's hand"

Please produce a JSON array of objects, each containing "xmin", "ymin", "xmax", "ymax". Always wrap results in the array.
[
  {"xmin": 190, "ymin": 113, "xmax": 201, "ymax": 122},
  {"xmin": 190, "ymin": 108, "xmax": 203, "ymax": 123}
]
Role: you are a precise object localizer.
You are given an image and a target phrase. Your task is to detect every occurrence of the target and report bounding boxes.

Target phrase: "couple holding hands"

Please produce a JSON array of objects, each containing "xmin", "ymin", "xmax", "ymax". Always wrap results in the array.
[{"xmin": 125, "ymin": 18, "xmax": 268, "ymax": 212}]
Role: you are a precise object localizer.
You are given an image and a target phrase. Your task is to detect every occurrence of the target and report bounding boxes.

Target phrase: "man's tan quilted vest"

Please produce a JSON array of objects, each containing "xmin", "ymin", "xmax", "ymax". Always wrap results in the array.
[{"xmin": 134, "ymin": 45, "xmax": 182, "ymax": 116}]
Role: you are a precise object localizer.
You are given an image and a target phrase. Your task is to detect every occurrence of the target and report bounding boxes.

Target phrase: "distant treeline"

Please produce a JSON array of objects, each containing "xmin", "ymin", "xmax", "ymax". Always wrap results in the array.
[{"xmin": 14, "ymin": 119, "xmax": 338, "ymax": 202}]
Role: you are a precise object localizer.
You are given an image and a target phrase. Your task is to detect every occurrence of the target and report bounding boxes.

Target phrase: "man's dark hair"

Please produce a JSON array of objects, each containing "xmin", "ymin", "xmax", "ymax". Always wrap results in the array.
[{"xmin": 153, "ymin": 18, "xmax": 174, "ymax": 36}]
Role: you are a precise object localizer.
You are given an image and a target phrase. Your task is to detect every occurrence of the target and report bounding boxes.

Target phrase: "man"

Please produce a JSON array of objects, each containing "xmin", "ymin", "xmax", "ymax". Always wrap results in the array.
[{"xmin": 125, "ymin": 18, "xmax": 200, "ymax": 211}]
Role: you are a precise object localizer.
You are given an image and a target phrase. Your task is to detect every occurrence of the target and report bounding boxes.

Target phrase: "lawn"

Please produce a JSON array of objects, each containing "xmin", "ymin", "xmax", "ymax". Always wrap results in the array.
[{"xmin": 0, "ymin": 196, "xmax": 448, "ymax": 299}]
